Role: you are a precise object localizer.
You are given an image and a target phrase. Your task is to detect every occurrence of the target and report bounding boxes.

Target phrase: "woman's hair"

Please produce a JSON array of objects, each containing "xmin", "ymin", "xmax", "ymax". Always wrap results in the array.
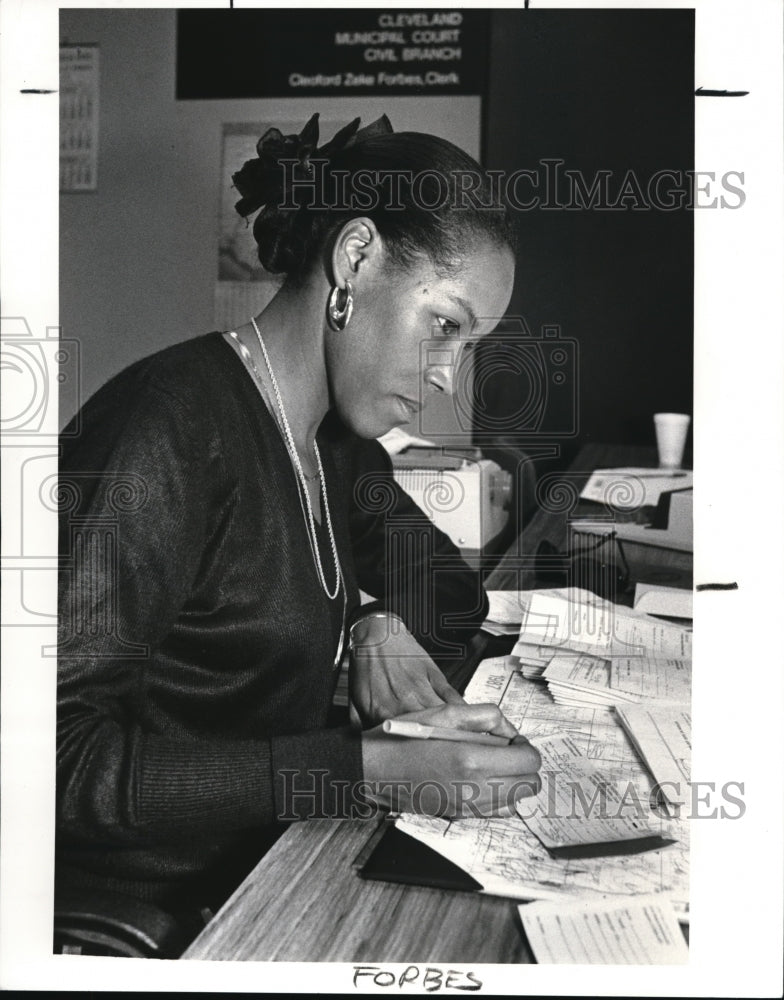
[{"xmin": 232, "ymin": 114, "xmax": 517, "ymax": 283}]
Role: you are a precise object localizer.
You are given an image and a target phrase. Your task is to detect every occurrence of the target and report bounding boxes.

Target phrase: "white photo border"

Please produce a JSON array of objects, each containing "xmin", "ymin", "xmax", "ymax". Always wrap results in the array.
[{"xmin": 1, "ymin": 0, "xmax": 782, "ymax": 994}]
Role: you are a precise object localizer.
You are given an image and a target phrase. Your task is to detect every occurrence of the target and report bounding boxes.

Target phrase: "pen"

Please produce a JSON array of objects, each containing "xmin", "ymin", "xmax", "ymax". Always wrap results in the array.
[{"xmin": 382, "ymin": 719, "xmax": 512, "ymax": 746}]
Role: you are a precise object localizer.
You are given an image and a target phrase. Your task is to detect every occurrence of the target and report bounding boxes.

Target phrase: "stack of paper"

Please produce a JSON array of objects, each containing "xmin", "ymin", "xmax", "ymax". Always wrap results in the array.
[
  {"xmin": 540, "ymin": 652, "xmax": 637, "ymax": 708},
  {"xmin": 515, "ymin": 588, "xmax": 692, "ymax": 657},
  {"xmin": 396, "ymin": 588, "xmax": 694, "ymax": 916},
  {"xmin": 539, "ymin": 652, "xmax": 692, "ymax": 709},
  {"xmin": 510, "ymin": 589, "xmax": 691, "ymax": 709},
  {"xmin": 512, "ymin": 641, "xmax": 553, "ymax": 680}
]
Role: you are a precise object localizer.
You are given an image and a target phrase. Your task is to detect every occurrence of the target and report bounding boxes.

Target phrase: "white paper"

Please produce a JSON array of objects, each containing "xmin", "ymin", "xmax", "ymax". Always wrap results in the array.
[
  {"xmin": 541, "ymin": 652, "xmax": 691, "ymax": 707},
  {"xmin": 635, "ymin": 583, "xmax": 694, "ymax": 620},
  {"xmin": 513, "ymin": 641, "xmax": 553, "ymax": 678},
  {"xmin": 615, "ymin": 705, "xmax": 692, "ymax": 805},
  {"xmin": 468, "ymin": 657, "xmax": 639, "ymax": 761},
  {"xmin": 611, "ymin": 656, "xmax": 691, "ymax": 702},
  {"xmin": 485, "ymin": 587, "xmax": 587, "ymax": 626},
  {"xmin": 517, "ymin": 590, "xmax": 692, "ymax": 659},
  {"xmin": 376, "ymin": 426, "xmax": 437, "ymax": 456},
  {"xmin": 519, "ymin": 736, "xmax": 664, "ymax": 849},
  {"xmin": 482, "ymin": 621, "xmax": 524, "ymax": 637},
  {"xmin": 580, "ymin": 467, "xmax": 694, "ymax": 508},
  {"xmin": 485, "ymin": 589, "xmax": 528, "ymax": 624},
  {"xmin": 542, "ymin": 652, "xmax": 634, "ymax": 707},
  {"xmin": 519, "ymin": 894, "xmax": 689, "ymax": 964},
  {"xmin": 397, "ymin": 810, "xmax": 689, "ymax": 916},
  {"xmin": 395, "ymin": 656, "xmax": 690, "ymax": 916}
]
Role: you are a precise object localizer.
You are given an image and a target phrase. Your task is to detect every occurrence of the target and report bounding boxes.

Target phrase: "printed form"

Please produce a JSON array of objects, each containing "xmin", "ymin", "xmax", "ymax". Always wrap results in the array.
[
  {"xmin": 520, "ymin": 736, "xmax": 664, "ymax": 850},
  {"xmin": 540, "ymin": 651, "xmax": 690, "ymax": 707},
  {"xmin": 615, "ymin": 704, "xmax": 692, "ymax": 805},
  {"xmin": 395, "ymin": 656, "xmax": 690, "ymax": 917},
  {"xmin": 514, "ymin": 590, "xmax": 692, "ymax": 659},
  {"xmin": 519, "ymin": 894, "xmax": 689, "ymax": 964}
]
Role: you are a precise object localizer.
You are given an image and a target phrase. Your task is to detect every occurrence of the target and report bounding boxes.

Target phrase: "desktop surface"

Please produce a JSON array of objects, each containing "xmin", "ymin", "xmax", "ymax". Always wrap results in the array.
[{"xmin": 182, "ymin": 442, "xmax": 693, "ymax": 963}]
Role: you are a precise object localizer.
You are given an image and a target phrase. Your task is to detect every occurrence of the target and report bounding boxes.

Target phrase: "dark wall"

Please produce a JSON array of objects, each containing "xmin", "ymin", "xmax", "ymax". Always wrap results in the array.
[{"xmin": 480, "ymin": 10, "xmax": 694, "ymax": 463}]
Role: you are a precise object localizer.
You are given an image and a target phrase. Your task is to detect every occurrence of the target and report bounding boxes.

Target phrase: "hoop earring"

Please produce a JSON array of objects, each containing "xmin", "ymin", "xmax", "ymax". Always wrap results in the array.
[{"xmin": 326, "ymin": 281, "xmax": 354, "ymax": 332}]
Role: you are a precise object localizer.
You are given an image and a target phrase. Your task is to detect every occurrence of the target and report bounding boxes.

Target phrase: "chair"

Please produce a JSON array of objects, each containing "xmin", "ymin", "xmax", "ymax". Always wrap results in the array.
[{"xmin": 54, "ymin": 886, "xmax": 196, "ymax": 958}]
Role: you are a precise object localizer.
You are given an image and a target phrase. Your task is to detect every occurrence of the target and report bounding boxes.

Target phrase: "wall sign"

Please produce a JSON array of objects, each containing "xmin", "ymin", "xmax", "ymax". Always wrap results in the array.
[{"xmin": 177, "ymin": 9, "xmax": 490, "ymax": 99}]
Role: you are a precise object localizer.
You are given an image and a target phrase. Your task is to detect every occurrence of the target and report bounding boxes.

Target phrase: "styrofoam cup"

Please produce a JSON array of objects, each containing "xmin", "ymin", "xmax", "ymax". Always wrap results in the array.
[{"xmin": 654, "ymin": 413, "xmax": 691, "ymax": 469}]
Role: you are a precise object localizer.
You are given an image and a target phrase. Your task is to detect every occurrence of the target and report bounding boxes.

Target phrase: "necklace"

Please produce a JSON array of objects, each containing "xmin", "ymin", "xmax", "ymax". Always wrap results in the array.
[
  {"xmin": 227, "ymin": 326, "xmax": 347, "ymax": 671},
  {"xmin": 229, "ymin": 332, "xmax": 320, "ymax": 482},
  {"xmin": 238, "ymin": 321, "xmax": 342, "ymax": 600}
]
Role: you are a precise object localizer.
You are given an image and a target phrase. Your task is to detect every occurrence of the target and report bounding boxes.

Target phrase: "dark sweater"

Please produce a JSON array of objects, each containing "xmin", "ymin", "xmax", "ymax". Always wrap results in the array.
[{"xmin": 56, "ymin": 331, "xmax": 488, "ymax": 911}]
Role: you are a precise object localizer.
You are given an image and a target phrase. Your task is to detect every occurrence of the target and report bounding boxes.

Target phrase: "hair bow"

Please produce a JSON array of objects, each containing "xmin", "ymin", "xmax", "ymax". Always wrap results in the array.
[{"xmin": 232, "ymin": 113, "xmax": 393, "ymax": 218}]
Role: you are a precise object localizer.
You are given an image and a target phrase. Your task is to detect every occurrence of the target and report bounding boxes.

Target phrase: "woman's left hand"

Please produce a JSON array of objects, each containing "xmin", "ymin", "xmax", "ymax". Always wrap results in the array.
[{"xmin": 349, "ymin": 614, "xmax": 464, "ymax": 726}]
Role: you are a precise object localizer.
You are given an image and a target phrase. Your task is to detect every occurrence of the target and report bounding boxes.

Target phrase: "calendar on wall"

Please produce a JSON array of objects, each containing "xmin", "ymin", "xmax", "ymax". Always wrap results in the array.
[{"xmin": 60, "ymin": 45, "xmax": 99, "ymax": 192}]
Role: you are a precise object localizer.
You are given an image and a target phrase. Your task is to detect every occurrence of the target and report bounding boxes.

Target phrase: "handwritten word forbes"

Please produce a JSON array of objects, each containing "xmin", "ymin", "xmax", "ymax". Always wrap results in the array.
[{"xmin": 353, "ymin": 966, "xmax": 482, "ymax": 991}]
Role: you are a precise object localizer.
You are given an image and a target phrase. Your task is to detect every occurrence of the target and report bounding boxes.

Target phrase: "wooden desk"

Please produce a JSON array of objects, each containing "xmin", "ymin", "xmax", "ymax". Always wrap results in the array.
[
  {"xmin": 183, "ymin": 819, "xmax": 532, "ymax": 962},
  {"xmin": 183, "ymin": 443, "xmax": 692, "ymax": 963}
]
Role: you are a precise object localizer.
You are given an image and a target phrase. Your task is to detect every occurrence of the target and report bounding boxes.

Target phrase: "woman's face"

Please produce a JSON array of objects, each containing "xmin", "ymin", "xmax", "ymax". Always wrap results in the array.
[{"xmin": 326, "ymin": 239, "xmax": 516, "ymax": 440}]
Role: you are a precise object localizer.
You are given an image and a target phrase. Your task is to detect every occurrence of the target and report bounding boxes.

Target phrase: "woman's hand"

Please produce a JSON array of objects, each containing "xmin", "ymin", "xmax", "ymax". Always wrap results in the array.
[
  {"xmin": 349, "ymin": 613, "xmax": 464, "ymax": 726},
  {"xmin": 360, "ymin": 702, "xmax": 542, "ymax": 819}
]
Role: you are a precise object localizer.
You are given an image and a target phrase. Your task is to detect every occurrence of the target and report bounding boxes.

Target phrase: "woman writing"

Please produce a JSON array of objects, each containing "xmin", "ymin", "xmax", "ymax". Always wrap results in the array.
[{"xmin": 56, "ymin": 115, "xmax": 541, "ymax": 939}]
